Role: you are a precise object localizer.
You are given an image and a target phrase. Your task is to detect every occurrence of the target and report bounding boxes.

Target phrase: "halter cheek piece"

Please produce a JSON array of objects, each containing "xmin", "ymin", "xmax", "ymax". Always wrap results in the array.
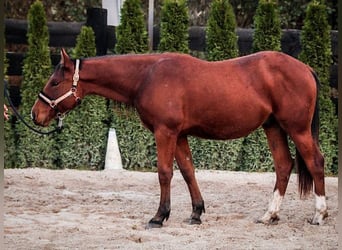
[{"xmin": 38, "ymin": 59, "xmax": 82, "ymax": 127}]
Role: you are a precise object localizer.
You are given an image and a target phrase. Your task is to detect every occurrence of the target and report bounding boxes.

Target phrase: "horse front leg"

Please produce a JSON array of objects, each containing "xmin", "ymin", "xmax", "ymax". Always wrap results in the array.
[
  {"xmin": 147, "ymin": 127, "xmax": 177, "ymax": 229},
  {"xmin": 175, "ymin": 136, "xmax": 205, "ymax": 225}
]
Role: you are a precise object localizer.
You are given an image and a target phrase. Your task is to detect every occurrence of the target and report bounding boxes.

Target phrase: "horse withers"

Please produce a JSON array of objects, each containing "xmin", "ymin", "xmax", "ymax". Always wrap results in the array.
[{"xmin": 31, "ymin": 49, "xmax": 328, "ymax": 227}]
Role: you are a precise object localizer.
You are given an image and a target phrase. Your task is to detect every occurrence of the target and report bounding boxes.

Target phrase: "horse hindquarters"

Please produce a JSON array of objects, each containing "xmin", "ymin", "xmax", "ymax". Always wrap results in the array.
[
  {"xmin": 273, "ymin": 71, "xmax": 327, "ymax": 225},
  {"xmin": 292, "ymin": 72, "xmax": 327, "ymax": 225}
]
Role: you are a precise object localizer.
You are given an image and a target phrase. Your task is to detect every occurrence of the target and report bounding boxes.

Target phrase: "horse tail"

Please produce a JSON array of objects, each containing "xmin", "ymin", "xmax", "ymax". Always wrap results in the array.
[{"xmin": 296, "ymin": 70, "xmax": 320, "ymax": 198}]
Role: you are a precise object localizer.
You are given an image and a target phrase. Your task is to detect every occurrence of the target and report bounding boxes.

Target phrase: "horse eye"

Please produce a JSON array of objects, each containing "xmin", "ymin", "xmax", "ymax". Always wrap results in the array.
[{"xmin": 51, "ymin": 80, "xmax": 59, "ymax": 86}]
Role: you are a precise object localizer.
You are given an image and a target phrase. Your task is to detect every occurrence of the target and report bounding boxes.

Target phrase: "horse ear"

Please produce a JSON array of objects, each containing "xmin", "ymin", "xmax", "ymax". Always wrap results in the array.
[{"xmin": 60, "ymin": 48, "xmax": 70, "ymax": 65}]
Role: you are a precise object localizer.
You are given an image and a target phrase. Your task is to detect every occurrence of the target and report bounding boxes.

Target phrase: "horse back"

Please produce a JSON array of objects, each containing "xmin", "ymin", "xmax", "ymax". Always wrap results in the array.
[{"xmin": 135, "ymin": 51, "xmax": 317, "ymax": 139}]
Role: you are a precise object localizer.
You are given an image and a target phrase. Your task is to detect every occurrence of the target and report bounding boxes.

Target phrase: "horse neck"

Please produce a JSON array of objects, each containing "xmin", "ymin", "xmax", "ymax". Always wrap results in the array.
[{"xmin": 79, "ymin": 55, "xmax": 160, "ymax": 104}]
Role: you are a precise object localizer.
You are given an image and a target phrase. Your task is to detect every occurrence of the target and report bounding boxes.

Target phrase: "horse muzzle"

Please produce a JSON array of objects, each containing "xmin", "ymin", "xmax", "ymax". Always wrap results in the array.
[{"xmin": 31, "ymin": 102, "xmax": 55, "ymax": 127}]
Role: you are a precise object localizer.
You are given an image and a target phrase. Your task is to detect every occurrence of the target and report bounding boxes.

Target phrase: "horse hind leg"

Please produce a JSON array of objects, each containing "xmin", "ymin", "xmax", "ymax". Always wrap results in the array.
[
  {"xmin": 291, "ymin": 131, "xmax": 328, "ymax": 225},
  {"xmin": 257, "ymin": 121, "xmax": 294, "ymax": 225},
  {"xmin": 175, "ymin": 136, "xmax": 205, "ymax": 224}
]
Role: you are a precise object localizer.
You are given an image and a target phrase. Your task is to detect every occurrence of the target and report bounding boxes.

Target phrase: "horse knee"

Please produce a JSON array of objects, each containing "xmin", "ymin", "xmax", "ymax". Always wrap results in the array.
[{"xmin": 158, "ymin": 166, "xmax": 173, "ymax": 184}]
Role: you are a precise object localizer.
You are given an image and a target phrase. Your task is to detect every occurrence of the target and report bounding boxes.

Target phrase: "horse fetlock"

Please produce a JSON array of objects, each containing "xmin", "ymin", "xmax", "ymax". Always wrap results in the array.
[
  {"xmin": 187, "ymin": 201, "xmax": 205, "ymax": 225},
  {"xmin": 146, "ymin": 214, "xmax": 168, "ymax": 229},
  {"xmin": 146, "ymin": 208, "xmax": 171, "ymax": 229},
  {"xmin": 192, "ymin": 201, "xmax": 205, "ymax": 215}
]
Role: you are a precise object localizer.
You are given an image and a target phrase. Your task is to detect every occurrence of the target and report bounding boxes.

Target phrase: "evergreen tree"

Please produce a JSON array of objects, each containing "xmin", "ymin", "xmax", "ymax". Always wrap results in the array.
[
  {"xmin": 16, "ymin": 0, "xmax": 55, "ymax": 168},
  {"xmin": 299, "ymin": 0, "xmax": 337, "ymax": 174},
  {"xmin": 239, "ymin": 0, "xmax": 282, "ymax": 172},
  {"xmin": 158, "ymin": 0, "xmax": 189, "ymax": 53},
  {"xmin": 115, "ymin": 0, "xmax": 148, "ymax": 54},
  {"xmin": 252, "ymin": 0, "xmax": 281, "ymax": 52},
  {"xmin": 206, "ymin": 0, "xmax": 239, "ymax": 61},
  {"xmin": 72, "ymin": 26, "xmax": 97, "ymax": 58},
  {"xmin": 54, "ymin": 26, "xmax": 109, "ymax": 169}
]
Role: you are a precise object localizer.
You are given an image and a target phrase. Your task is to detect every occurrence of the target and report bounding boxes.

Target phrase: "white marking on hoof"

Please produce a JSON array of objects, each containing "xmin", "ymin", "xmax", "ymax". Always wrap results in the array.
[
  {"xmin": 310, "ymin": 195, "xmax": 328, "ymax": 225},
  {"xmin": 258, "ymin": 189, "xmax": 283, "ymax": 225}
]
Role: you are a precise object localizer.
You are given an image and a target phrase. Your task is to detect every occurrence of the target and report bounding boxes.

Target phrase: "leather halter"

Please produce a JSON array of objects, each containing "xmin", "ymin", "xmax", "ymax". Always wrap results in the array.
[{"xmin": 38, "ymin": 59, "xmax": 81, "ymax": 123}]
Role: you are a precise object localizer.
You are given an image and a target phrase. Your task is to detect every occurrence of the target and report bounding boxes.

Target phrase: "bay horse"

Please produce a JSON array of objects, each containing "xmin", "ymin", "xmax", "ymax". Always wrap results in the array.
[{"xmin": 31, "ymin": 49, "xmax": 328, "ymax": 227}]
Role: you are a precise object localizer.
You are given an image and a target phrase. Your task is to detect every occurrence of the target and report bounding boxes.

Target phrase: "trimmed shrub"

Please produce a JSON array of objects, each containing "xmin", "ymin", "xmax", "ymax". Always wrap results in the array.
[
  {"xmin": 252, "ymin": 0, "xmax": 281, "ymax": 52},
  {"xmin": 55, "ymin": 26, "xmax": 109, "ymax": 169},
  {"xmin": 115, "ymin": 0, "xmax": 148, "ymax": 54},
  {"xmin": 158, "ymin": 0, "xmax": 189, "ymax": 53},
  {"xmin": 189, "ymin": 137, "xmax": 242, "ymax": 170},
  {"xmin": 15, "ymin": 0, "xmax": 56, "ymax": 168},
  {"xmin": 299, "ymin": 0, "xmax": 337, "ymax": 174},
  {"xmin": 206, "ymin": 0, "xmax": 239, "ymax": 61},
  {"xmin": 72, "ymin": 26, "xmax": 97, "ymax": 58}
]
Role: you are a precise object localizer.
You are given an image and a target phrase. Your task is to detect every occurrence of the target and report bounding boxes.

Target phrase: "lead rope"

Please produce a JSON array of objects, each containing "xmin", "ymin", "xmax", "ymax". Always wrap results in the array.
[{"xmin": 4, "ymin": 80, "xmax": 63, "ymax": 135}]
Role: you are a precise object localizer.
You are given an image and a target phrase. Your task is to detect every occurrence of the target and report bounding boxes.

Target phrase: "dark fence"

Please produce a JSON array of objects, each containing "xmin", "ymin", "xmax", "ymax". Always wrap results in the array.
[{"xmin": 5, "ymin": 8, "xmax": 338, "ymax": 87}]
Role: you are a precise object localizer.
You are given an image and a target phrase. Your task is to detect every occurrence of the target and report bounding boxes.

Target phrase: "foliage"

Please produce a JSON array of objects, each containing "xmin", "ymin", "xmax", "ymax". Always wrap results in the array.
[
  {"xmin": 277, "ymin": 0, "xmax": 308, "ymax": 29},
  {"xmin": 14, "ymin": 0, "xmax": 56, "ymax": 168},
  {"xmin": 72, "ymin": 26, "xmax": 96, "ymax": 58},
  {"xmin": 56, "ymin": 26, "xmax": 109, "ymax": 169},
  {"xmin": 115, "ymin": 0, "xmax": 148, "ymax": 54},
  {"xmin": 110, "ymin": 103, "xmax": 157, "ymax": 170},
  {"xmin": 230, "ymin": 0, "xmax": 258, "ymax": 28},
  {"xmin": 158, "ymin": 0, "xmax": 189, "ymax": 53},
  {"xmin": 206, "ymin": 0, "xmax": 239, "ymax": 61},
  {"xmin": 299, "ymin": 0, "xmax": 337, "ymax": 174},
  {"xmin": 4, "ymin": 0, "xmax": 337, "ymax": 29},
  {"xmin": 4, "ymin": 0, "xmax": 101, "ymax": 22},
  {"xmin": 238, "ymin": 129, "xmax": 274, "ymax": 172},
  {"xmin": 189, "ymin": 137, "xmax": 244, "ymax": 170},
  {"xmin": 252, "ymin": 0, "xmax": 281, "ymax": 52}
]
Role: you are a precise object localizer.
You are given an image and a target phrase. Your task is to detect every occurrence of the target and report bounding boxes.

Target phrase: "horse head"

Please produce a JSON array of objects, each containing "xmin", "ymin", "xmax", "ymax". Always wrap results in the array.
[{"xmin": 31, "ymin": 49, "xmax": 83, "ymax": 127}]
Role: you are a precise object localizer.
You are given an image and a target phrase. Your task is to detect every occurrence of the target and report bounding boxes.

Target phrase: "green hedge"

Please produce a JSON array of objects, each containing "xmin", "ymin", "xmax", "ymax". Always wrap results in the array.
[{"xmin": 4, "ymin": 0, "xmax": 337, "ymax": 175}]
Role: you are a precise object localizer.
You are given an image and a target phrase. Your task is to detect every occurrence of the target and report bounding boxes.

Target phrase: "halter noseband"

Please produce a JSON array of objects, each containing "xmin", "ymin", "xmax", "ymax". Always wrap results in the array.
[{"xmin": 38, "ymin": 59, "xmax": 81, "ymax": 125}]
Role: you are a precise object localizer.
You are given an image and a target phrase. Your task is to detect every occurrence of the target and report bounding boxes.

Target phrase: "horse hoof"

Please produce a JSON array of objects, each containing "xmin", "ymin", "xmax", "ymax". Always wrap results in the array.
[
  {"xmin": 255, "ymin": 216, "xmax": 279, "ymax": 225},
  {"xmin": 146, "ymin": 220, "xmax": 163, "ymax": 229},
  {"xmin": 189, "ymin": 217, "xmax": 202, "ymax": 225},
  {"xmin": 308, "ymin": 218, "xmax": 320, "ymax": 225},
  {"xmin": 309, "ymin": 211, "xmax": 328, "ymax": 225}
]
